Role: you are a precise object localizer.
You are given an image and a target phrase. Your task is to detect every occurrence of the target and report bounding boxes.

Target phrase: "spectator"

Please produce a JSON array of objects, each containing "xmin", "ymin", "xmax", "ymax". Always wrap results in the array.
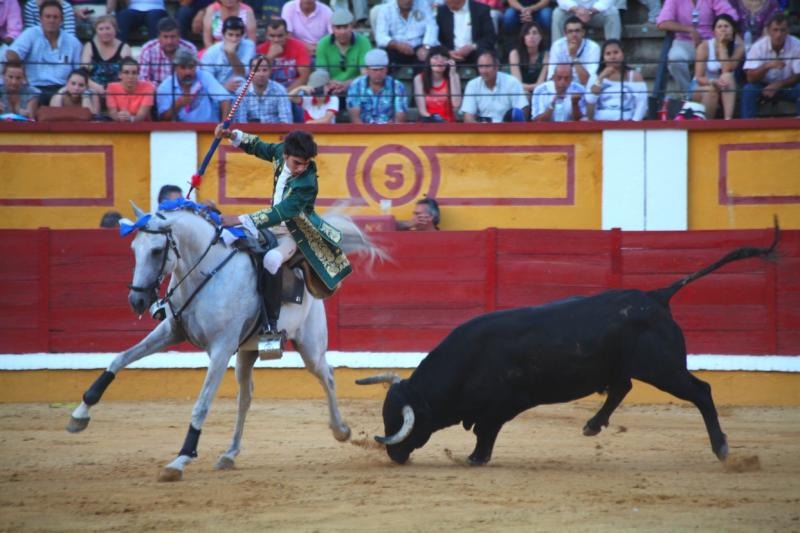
[
  {"xmin": 413, "ymin": 45, "xmax": 462, "ymax": 122},
  {"xmin": 49, "ymin": 68, "xmax": 101, "ymax": 115},
  {"xmin": 315, "ymin": 9, "xmax": 371, "ymax": 95},
  {"xmin": 503, "ymin": 0, "xmax": 553, "ymax": 41},
  {"xmin": 547, "ymin": 16, "xmax": 600, "ymax": 86},
  {"xmin": 288, "ymin": 69, "xmax": 339, "ymax": 123},
  {"xmin": 139, "ymin": 18, "xmax": 199, "ymax": 87},
  {"xmin": 99, "ymin": 210, "xmax": 123, "ymax": 228},
  {"xmin": 509, "ymin": 21, "xmax": 550, "ymax": 94},
  {"xmin": 237, "ymin": 55, "xmax": 293, "ymax": 123},
  {"xmin": 690, "ymin": 14, "xmax": 743, "ymax": 120},
  {"xmin": 158, "ymin": 184, "xmax": 183, "ymax": 203},
  {"xmin": 585, "ymin": 39, "xmax": 647, "ymax": 120},
  {"xmin": 200, "ymin": 15, "xmax": 255, "ymax": 94},
  {"xmin": 0, "ymin": 60, "xmax": 39, "ymax": 118},
  {"xmin": 330, "ymin": 0, "xmax": 368, "ymax": 27},
  {"xmin": 80, "ymin": 15, "xmax": 133, "ymax": 97},
  {"xmin": 156, "ymin": 48, "xmax": 233, "ymax": 121},
  {"xmin": 250, "ymin": 0, "xmax": 291, "ymax": 24},
  {"xmin": 612, "ymin": 0, "xmax": 661, "ymax": 24},
  {"xmin": 346, "ymin": 48, "xmax": 408, "ymax": 123},
  {"xmin": 551, "ymin": 0, "xmax": 620, "ymax": 41},
  {"xmin": 741, "ymin": 13, "xmax": 800, "ymax": 118},
  {"xmin": 7, "ymin": 0, "xmax": 82, "ymax": 105},
  {"xmin": 109, "ymin": 0, "xmax": 169, "ymax": 43},
  {"xmin": 280, "ymin": 0, "xmax": 332, "ymax": 55},
  {"xmin": 201, "ymin": 0, "xmax": 257, "ymax": 49},
  {"xmin": 0, "ymin": 0, "xmax": 22, "ymax": 54},
  {"xmin": 436, "ymin": 0, "xmax": 496, "ymax": 64},
  {"xmin": 474, "ymin": 0, "xmax": 503, "ymax": 34},
  {"xmin": 23, "ymin": 0, "xmax": 79, "ymax": 35},
  {"xmin": 656, "ymin": 0, "xmax": 737, "ymax": 97},
  {"xmin": 255, "ymin": 18, "xmax": 311, "ymax": 94},
  {"xmin": 531, "ymin": 62, "xmax": 586, "ymax": 120},
  {"xmin": 397, "ymin": 197, "xmax": 440, "ymax": 231},
  {"xmin": 176, "ymin": 0, "xmax": 215, "ymax": 39},
  {"xmin": 374, "ymin": 0, "xmax": 438, "ymax": 68},
  {"xmin": 731, "ymin": 0, "xmax": 780, "ymax": 51},
  {"xmin": 106, "ymin": 57, "xmax": 155, "ymax": 121},
  {"xmin": 461, "ymin": 49, "xmax": 529, "ymax": 122}
]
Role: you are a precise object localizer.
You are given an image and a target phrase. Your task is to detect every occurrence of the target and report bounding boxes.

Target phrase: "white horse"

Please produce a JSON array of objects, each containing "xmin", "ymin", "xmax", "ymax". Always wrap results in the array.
[{"xmin": 66, "ymin": 204, "xmax": 384, "ymax": 482}]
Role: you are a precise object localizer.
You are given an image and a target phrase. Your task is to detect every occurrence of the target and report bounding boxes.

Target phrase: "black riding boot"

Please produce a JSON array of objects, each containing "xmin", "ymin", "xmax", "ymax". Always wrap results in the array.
[{"xmin": 262, "ymin": 267, "xmax": 283, "ymax": 337}]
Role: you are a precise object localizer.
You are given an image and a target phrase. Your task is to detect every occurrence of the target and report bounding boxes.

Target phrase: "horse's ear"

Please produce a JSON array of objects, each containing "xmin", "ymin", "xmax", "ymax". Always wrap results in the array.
[{"xmin": 130, "ymin": 200, "xmax": 147, "ymax": 220}]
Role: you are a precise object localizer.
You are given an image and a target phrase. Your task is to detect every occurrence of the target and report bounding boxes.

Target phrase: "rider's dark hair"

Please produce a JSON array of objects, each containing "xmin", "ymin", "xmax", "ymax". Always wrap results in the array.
[
  {"xmin": 158, "ymin": 184, "xmax": 183, "ymax": 203},
  {"xmin": 283, "ymin": 130, "xmax": 318, "ymax": 160}
]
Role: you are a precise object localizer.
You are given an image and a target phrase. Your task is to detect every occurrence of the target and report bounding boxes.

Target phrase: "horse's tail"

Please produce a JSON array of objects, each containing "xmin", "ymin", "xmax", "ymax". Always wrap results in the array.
[{"xmin": 322, "ymin": 211, "xmax": 391, "ymax": 273}]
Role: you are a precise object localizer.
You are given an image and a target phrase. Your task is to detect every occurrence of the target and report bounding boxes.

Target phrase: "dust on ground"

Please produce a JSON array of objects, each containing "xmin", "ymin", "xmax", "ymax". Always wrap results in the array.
[{"xmin": 1, "ymin": 399, "xmax": 799, "ymax": 532}]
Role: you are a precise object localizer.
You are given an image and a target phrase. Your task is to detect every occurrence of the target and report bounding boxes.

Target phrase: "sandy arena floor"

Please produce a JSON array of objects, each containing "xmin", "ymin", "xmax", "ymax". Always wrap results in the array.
[{"xmin": 1, "ymin": 398, "xmax": 799, "ymax": 532}]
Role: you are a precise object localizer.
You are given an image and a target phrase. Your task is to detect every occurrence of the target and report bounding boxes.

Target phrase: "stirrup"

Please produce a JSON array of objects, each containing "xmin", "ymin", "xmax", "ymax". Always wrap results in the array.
[{"xmin": 258, "ymin": 329, "xmax": 284, "ymax": 360}]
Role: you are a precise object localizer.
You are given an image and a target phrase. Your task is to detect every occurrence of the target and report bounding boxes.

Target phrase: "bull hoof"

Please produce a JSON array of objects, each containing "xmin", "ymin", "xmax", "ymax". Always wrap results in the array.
[
  {"xmin": 332, "ymin": 424, "xmax": 351, "ymax": 442},
  {"xmin": 158, "ymin": 467, "xmax": 183, "ymax": 482},
  {"xmin": 467, "ymin": 454, "xmax": 490, "ymax": 466},
  {"xmin": 715, "ymin": 442, "xmax": 729, "ymax": 461},
  {"xmin": 66, "ymin": 416, "xmax": 90, "ymax": 433},
  {"xmin": 582, "ymin": 421, "xmax": 603, "ymax": 436},
  {"xmin": 214, "ymin": 456, "xmax": 235, "ymax": 470}
]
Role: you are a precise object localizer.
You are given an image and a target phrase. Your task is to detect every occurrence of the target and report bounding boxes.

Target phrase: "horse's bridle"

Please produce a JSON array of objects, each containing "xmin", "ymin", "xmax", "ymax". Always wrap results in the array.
[{"xmin": 127, "ymin": 224, "xmax": 181, "ymax": 303}]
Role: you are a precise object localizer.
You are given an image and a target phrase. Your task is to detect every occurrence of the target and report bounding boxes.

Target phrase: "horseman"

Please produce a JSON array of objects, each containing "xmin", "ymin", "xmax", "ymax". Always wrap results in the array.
[{"xmin": 215, "ymin": 124, "xmax": 352, "ymax": 344}]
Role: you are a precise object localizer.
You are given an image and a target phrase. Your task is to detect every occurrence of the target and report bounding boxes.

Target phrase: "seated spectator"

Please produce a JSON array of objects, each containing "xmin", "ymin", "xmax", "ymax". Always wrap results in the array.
[
  {"xmin": 690, "ymin": 14, "xmax": 743, "ymax": 120},
  {"xmin": 7, "ymin": 0, "xmax": 82, "ymax": 105},
  {"xmin": 585, "ymin": 39, "xmax": 647, "ymax": 120},
  {"xmin": 531, "ymin": 63, "xmax": 586, "ymax": 121},
  {"xmin": 201, "ymin": 0, "xmax": 257, "ymax": 50},
  {"xmin": 49, "ymin": 68, "xmax": 101, "ymax": 115},
  {"xmin": 374, "ymin": 0, "xmax": 438, "ymax": 68},
  {"xmin": 461, "ymin": 49, "xmax": 528, "ymax": 122},
  {"xmin": 200, "ymin": 16, "xmax": 255, "ymax": 94},
  {"xmin": 0, "ymin": 60, "xmax": 39, "ymax": 118},
  {"xmin": 280, "ymin": 0, "xmax": 332, "ymax": 55},
  {"xmin": 0, "ymin": 0, "xmax": 22, "ymax": 58},
  {"xmin": 347, "ymin": 48, "xmax": 408, "ymax": 123},
  {"xmin": 256, "ymin": 18, "xmax": 311, "ymax": 93},
  {"xmin": 80, "ymin": 15, "xmax": 132, "ymax": 97},
  {"xmin": 657, "ymin": 0, "xmax": 737, "ymax": 97},
  {"xmin": 108, "ymin": 0, "xmax": 169, "ymax": 43},
  {"xmin": 250, "ymin": 0, "xmax": 291, "ymax": 24},
  {"xmin": 474, "ymin": 0, "xmax": 503, "ymax": 34},
  {"xmin": 436, "ymin": 0, "xmax": 496, "ymax": 64},
  {"xmin": 315, "ymin": 9, "xmax": 371, "ymax": 95},
  {"xmin": 413, "ymin": 45, "xmax": 462, "ymax": 122},
  {"xmin": 288, "ymin": 69, "xmax": 339, "ymax": 123},
  {"xmin": 139, "ymin": 18, "xmax": 199, "ymax": 87},
  {"xmin": 547, "ymin": 16, "xmax": 600, "ymax": 86},
  {"xmin": 106, "ymin": 57, "xmax": 154, "ymax": 121},
  {"xmin": 158, "ymin": 184, "xmax": 183, "ymax": 203},
  {"xmin": 99, "ymin": 210, "xmax": 123, "ymax": 228},
  {"xmin": 23, "ymin": 0, "xmax": 79, "ymax": 35},
  {"xmin": 396, "ymin": 197, "xmax": 440, "ymax": 231},
  {"xmin": 330, "ymin": 0, "xmax": 368, "ymax": 27},
  {"xmin": 176, "ymin": 0, "xmax": 215, "ymax": 39},
  {"xmin": 156, "ymin": 48, "xmax": 233, "ymax": 121},
  {"xmin": 611, "ymin": 0, "xmax": 661, "ymax": 24},
  {"xmin": 236, "ymin": 55, "xmax": 293, "ymax": 123},
  {"xmin": 551, "ymin": 0, "xmax": 620, "ymax": 42},
  {"xmin": 503, "ymin": 0, "xmax": 552, "ymax": 41},
  {"xmin": 741, "ymin": 13, "xmax": 800, "ymax": 118},
  {"xmin": 732, "ymin": 0, "xmax": 780, "ymax": 51},
  {"xmin": 509, "ymin": 21, "xmax": 550, "ymax": 95}
]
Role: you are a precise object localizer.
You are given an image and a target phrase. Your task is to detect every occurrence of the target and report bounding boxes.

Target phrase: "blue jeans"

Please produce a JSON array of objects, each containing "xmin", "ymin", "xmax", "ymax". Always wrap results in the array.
[
  {"xmin": 740, "ymin": 82, "xmax": 800, "ymax": 118},
  {"xmin": 501, "ymin": 6, "xmax": 553, "ymax": 37},
  {"xmin": 116, "ymin": 8, "xmax": 168, "ymax": 42}
]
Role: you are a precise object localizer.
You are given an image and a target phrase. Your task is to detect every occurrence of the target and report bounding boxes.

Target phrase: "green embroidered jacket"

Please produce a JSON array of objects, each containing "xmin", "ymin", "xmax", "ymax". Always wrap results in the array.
[{"xmin": 239, "ymin": 132, "xmax": 352, "ymax": 291}]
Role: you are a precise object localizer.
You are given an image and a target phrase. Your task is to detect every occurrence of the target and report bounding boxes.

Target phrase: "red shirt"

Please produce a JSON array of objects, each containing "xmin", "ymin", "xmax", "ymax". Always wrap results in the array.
[
  {"xmin": 255, "ymin": 37, "xmax": 310, "ymax": 88},
  {"xmin": 106, "ymin": 81, "xmax": 155, "ymax": 114},
  {"xmin": 424, "ymin": 79, "xmax": 454, "ymax": 122}
]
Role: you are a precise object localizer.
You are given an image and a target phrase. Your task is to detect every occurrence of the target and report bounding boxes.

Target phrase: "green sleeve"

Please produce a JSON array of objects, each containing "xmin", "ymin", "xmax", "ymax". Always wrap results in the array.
[
  {"xmin": 247, "ymin": 172, "xmax": 318, "ymax": 229},
  {"xmin": 315, "ymin": 39, "xmax": 331, "ymax": 70},
  {"xmin": 238, "ymin": 132, "xmax": 282, "ymax": 162}
]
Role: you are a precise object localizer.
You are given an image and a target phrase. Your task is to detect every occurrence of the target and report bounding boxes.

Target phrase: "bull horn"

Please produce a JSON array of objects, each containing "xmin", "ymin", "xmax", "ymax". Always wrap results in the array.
[
  {"xmin": 355, "ymin": 372, "xmax": 402, "ymax": 385},
  {"xmin": 375, "ymin": 405, "xmax": 415, "ymax": 445},
  {"xmin": 130, "ymin": 200, "xmax": 146, "ymax": 220}
]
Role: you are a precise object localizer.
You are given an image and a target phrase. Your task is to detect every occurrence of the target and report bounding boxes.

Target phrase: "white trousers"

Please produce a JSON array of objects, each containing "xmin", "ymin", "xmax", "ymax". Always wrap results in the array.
[{"xmin": 264, "ymin": 226, "xmax": 298, "ymax": 275}]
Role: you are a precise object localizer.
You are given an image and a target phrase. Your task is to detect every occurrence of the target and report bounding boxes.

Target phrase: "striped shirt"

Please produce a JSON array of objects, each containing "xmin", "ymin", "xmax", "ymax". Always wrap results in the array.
[
  {"xmin": 236, "ymin": 81, "xmax": 293, "ymax": 124},
  {"xmin": 138, "ymin": 38, "xmax": 198, "ymax": 86},
  {"xmin": 23, "ymin": 0, "xmax": 76, "ymax": 35}
]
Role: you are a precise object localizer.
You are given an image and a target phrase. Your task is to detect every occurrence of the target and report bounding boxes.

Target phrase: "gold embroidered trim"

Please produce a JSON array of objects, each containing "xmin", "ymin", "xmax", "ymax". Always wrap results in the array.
[
  {"xmin": 249, "ymin": 207, "xmax": 273, "ymax": 227},
  {"xmin": 296, "ymin": 213, "xmax": 351, "ymax": 277}
]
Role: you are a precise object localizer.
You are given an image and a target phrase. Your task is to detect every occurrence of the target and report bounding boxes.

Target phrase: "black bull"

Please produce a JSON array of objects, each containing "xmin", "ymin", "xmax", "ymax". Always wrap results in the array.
[{"xmin": 358, "ymin": 225, "xmax": 779, "ymax": 465}]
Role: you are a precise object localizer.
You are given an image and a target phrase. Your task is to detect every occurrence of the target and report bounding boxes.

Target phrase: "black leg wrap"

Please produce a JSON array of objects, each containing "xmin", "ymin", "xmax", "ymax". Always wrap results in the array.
[
  {"xmin": 178, "ymin": 424, "xmax": 201, "ymax": 458},
  {"xmin": 82, "ymin": 370, "xmax": 115, "ymax": 406}
]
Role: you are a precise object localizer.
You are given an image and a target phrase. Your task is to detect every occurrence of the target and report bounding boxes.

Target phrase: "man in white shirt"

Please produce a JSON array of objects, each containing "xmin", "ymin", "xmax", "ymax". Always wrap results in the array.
[
  {"xmin": 461, "ymin": 49, "xmax": 529, "ymax": 122},
  {"xmin": 552, "ymin": 0, "xmax": 620, "ymax": 41},
  {"xmin": 375, "ymin": 0, "xmax": 439, "ymax": 67},
  {"xmin": 531, "ymin": 63, "xmax": 586, "ymax": 121},
  {"xmin": 436, "ymin": 0, "xmax": 497, "ymax": 64},
  {"xmin": 547, "ymin": 16, "xmax": 600, "ymax": 86},
  {"xmin": 200, "ymin": 16, "xmax": 256, "ymax": 94}
]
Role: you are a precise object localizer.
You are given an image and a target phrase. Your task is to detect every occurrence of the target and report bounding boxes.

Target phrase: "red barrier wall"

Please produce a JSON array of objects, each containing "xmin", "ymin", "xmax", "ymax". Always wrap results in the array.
[{"xmin": 1, "ymin": 228, "xmax": 798, "ymax": 355}]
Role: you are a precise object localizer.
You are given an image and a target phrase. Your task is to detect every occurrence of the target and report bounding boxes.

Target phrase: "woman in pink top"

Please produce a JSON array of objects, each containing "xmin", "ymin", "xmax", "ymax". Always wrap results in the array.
[
  {"xmin": 105, "ymin": 57, "xmax": 154, "ymax": 121},
  {"xmin": 201, "ymin": 0, "xmax": 256, "ymax": 49},
  {"xmin": 413, "ymin": 46, "xmax": 462, "ymax": 122}
]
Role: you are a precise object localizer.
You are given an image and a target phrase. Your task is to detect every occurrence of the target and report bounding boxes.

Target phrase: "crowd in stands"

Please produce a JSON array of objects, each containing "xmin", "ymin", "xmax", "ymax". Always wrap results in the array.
[{"xmin": 0, "ymin": 0, "xmax": 798, "ymax": 121}]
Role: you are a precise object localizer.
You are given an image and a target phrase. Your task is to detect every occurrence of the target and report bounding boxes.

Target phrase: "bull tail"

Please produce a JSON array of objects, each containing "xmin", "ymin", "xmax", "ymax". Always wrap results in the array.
[{"xmin": 650, "ymin": 217, "xmax": 780, "ymax": 305}]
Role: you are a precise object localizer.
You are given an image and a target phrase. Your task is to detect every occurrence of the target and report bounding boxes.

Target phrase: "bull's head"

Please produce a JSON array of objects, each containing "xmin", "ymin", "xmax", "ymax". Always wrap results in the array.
[{"xmin": 356, "ymin": 373, "xmax": 432, "ymax": 464}]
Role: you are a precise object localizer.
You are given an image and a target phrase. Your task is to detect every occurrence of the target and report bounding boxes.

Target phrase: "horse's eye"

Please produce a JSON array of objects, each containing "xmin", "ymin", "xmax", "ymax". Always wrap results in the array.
[{"xmin": 151, "ymin": 249, "xmax": 163, "ymax": 257}]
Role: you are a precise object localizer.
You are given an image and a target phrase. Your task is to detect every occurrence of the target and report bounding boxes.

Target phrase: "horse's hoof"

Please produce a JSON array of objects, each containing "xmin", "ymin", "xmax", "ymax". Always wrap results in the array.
[
  {"xmin": 158, "ymin": 467, "xmax": 183, "ymax": 482},
  {"xmin": 332, "ymin": 424, "xmax": 351, "ymax": 442},
  {"xmin": 66, "ymin": 416, "xmax": 90, "ymax": 433},
  {"xmin": 214, "ymin": 456, "xmax": 235, "ymax": 470}
]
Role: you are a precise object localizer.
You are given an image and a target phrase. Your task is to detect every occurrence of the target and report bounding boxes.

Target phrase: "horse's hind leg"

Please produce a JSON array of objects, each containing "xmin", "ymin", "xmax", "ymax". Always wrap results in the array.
[
  {"xmin": 67, "ymin": 320, "xmax": 182, "ymax": 433},
  {"xmin": 215, "ymin": 350, "xmax": 258, "ymax": 471}
]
